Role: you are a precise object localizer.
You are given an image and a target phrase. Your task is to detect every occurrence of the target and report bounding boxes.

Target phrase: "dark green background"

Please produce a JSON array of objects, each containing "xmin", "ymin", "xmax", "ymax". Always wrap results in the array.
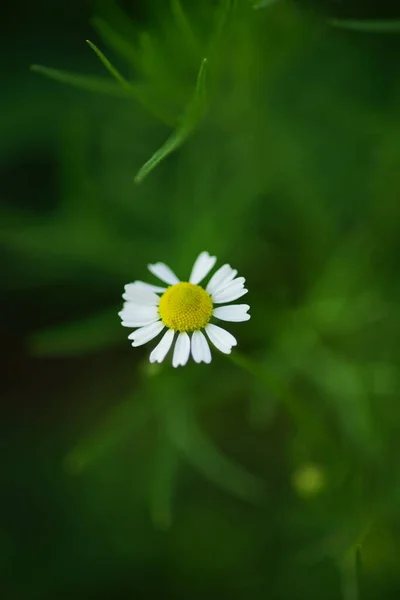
[{"xmin": 2, "ymin": 1, "xmax": 400, "ymax": 598}]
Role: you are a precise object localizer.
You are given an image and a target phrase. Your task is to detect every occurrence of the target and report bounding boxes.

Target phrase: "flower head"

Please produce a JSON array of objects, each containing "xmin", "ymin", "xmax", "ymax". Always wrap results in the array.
[{"xmin": 119, "ymin": 251, "xmax": 250, "ymax": 367}]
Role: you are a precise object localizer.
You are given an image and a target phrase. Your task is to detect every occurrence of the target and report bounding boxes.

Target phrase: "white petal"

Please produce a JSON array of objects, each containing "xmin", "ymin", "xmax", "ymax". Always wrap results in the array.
[
  {"xmin": 120, "ymin": 304, "xmax": 160, "ymax": 327},
  {"xmin": 191, "ymin": 330, "xmax": 212, "ymax": 364},
  {"xmin": 135, "ymin": 280, "xmax": 167, "ymax": 293},
  {"xmin": 120, "ymin": 303, "xmax": 158, "ymax": 318},
  {"xmin": 122, "ymin": 319, "xmax": 159, "ymax": 328},
  {"xmin": 205, "ymin": 323, "xmax": 237, "ymax": 354},
  {"xmin": 214, "ymin": 287, "xmax": 248, "ymax": 303},
  {"xmin": 172, "ymin": 332, "xmax": 191, "ymax": 367},
  {"xmin": 148, "ymin": 262, "xmax": 180, "ymax": 285},
  {"xmin": 129, "ymin": 321, "xmax": 164, "ymax": 347},
  {"xmin": 219, "ymin": 276, "xmax": 245, "ymax": 288},
  {"xmin": 206, "ymin": 264, "xmax": 238, "ymax": 295},
  {"xmin": 149, "ymin": 329, "xmax": 175, "ymax": 363},
  {"xmin": 123, "ymin": 283, "xmax": 160, "ymax": 305},
  {"xmin": 213, "ymin": 304, "xmax": 250, "ymax": 322},
  {"xmin": 212, "ymin": 278, "xmax": 247, "ymax": 304},
  {"xmin": 189, "ymin": 251, "xmax": 217, "ymax": 285}
]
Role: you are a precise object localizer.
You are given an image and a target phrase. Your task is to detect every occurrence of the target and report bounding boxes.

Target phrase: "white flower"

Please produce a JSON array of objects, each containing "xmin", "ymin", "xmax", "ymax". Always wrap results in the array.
[{"xmin": 119, "ymin": 251, "xmax": 250, "ymax": 367}]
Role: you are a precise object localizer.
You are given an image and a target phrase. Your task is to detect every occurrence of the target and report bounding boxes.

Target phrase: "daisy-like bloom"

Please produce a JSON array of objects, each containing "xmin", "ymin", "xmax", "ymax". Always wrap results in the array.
[{"xmin": 119, "ymin": 251, "xmax": 250, "ymax": 367}]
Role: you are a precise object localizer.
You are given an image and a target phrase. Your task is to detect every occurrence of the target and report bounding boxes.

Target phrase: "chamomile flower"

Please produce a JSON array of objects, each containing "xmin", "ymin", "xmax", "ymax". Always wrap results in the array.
[{"xmin": 119, "ymin": 251, "xmax": 250, "ymax": 367}]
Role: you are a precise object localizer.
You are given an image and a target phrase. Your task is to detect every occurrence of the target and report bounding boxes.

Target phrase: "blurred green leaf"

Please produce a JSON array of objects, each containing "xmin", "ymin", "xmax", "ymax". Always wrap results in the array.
[
  {"xmin": 137, "ymin": 31, "xmax": 171, "ymax": 87},
  {"xmin": 30, "ymin": 308, "xmax": 121, "ymax": 357},
  {"xmin": 329, "ymin": 19, "xmax": 400, "ymax": 33},
  {"xmin": 299, "ymin": 346, "xmax": 381, "ymax": 455},
  {"xmin": 208, "ymin": 0, "xmax": 234, "ymax": 55},
  {"xmin": 170, "ymin": 0, "xmax": 201, "ymax": 57},
  {"xmin": 32, "ymin": 47, "xmax": 176, "ymax": 125},
  {"xmin": 149, "ymin": 437, "xmax": 180, "ymax": 530},
  {"xmin": 30, "ymin": 63, "xmax": 169, "ymax": 122},
  {"xmin": 160, "ymin": 395, "xmax": 265, "ymax": 504},
  {"xmin": 134, "ymin": 56, "xmax": 208, "ymax": 182},
  {"xmin": 230, "ymin": 351, "xmax": 329, "ymax": 446},
  {"xmin": 91, "ymin": 17, "xmax": 140, "ymax": 69},
  {"xmin": 247, "ymin": 378, "xmax": 278, "ymax": 429},
  {"xmin": 86, "ymin": 39, "xmax": 130, "ymax": 89},
  {"xmin": 253, "ymin": 0, "xmax": 281, "ymax": 8},
  {"xmin": 64, "ymin": 395, "xmax": 150, "ymax": 473},
  {"xmin": 30, "ymin": 65, "xmax": 134, "ymax": 98}
]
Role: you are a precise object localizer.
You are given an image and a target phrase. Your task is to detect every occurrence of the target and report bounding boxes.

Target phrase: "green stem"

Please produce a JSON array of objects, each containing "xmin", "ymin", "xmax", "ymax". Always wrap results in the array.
[
  {"xmin": 341, "ymin": 546, "xmax": 360, "ymax": 600},
  {"xmin": 149, "ymin": 436, "xmax": 179, "ymax": 530}
]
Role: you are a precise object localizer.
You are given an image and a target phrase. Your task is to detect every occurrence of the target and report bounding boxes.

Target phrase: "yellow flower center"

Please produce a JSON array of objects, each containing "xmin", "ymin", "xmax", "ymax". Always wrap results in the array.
[{"xmin": 158, "ymin": 282, "xmax": 213, "ymax": 332}]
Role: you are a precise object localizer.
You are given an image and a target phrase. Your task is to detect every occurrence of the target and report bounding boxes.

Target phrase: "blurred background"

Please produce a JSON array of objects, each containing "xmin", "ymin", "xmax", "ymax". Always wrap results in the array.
[{"xmin": 2, "ymin": 0, "xmax": 400, "ymax": 598}]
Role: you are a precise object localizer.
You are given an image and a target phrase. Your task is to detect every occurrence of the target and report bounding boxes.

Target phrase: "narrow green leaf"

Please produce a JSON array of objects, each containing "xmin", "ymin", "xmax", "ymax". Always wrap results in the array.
[
  {"xmin": 134, "ymin": 125, "xmax": 188, "ymax": 183},
  {"xmin": 85, "ymin": 39, "xmax": 179, "ymax": 124},
  {"xmin": 194, "ymin": 55, "xmax": 208, "ymax": 101},
  {"xmin": 213, "ymin": 0, "xmax": 234, "ymax": 33},
  {"xmin": 230, "ymin": 351, "xmax": 329, "ymax": 446},
  {"xmin": 207, "ymin": 0, "xmax": 234, "ymax": 61},
  {"xmin": 31, "ymin": 64, "xmax": 176, "ymax": 125},
  {"xmin": 161, "ymin": 396, "xmax": 265, "ymax": 504},
  {"xmin": 91, "ymin": 17, "xmax": 139, "ymax": 68},
  {"xmin": 134, "ymin": 56, "xmax": 208, "ymax": 183},
  {"xmin": 170, "ymin": 0, "xmax": 201, "ymax": 56},
  {"xmin": 65, "ymin": 396, "xmax": 150, "ymax": 474},
  {"xmin": 30, "ymin": 308, "xmax": 121, "ymax": 357},
  {"xmin": 137, "ymin": 31, "xmax": 164, "ymax": 84},
  {"xmin": 253, "ymin": 0, "xmax": 281, "ymax": 8},
  {"xmin": 86, "ymin": 39, "xmax": 130, "ymax": 89},
  {"xmin": 329, "ymin": 19, "xmax": 400, "ymax": 33},
  {"xmin": 92, "ymin": 0, "xmax": 138, "ymax": 42},
  {"xmin": 31, "ymin": 65, "xmax": 136, "ymax": 98}
]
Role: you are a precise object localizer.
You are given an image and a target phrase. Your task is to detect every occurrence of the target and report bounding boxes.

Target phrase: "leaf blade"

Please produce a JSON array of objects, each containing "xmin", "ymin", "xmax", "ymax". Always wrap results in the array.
[
  {"xmin": 91, "ymin": 17, "xmax": 140, "ymax": 69},
  {"xmin": 31, "ymin": 64, "xmax": 176, "ymax": 124},
  {"xmin": 134, "ymin": 56, "xmax": 208, "ymax": 183},
  {"xmin": 329, "ymin": 19, "xmax": 400, "ymax": 33},
  {"xmin": 30, "ymin": 308, "xmax": 121, "ymax": 357},
  {"xmin": 31, "ymin": 64, "xmax": 135, "ymax": 98},
  {"xmin": 65, "ymin": 396, "xmax": 150, "ymax": 473},
  {"xmin": 86, "ymin": 39, "xmax": 130, "ymax": 89},
  {"xmin": 161, "ymin": 396, "xmax": 265, "ymax": 504}
]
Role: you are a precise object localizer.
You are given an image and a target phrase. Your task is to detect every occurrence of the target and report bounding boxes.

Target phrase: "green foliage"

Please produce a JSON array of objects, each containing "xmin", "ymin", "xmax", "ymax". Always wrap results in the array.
[
  {"xmin": 3, "ymin": 0, "xmax": 400, "ymax": 598},
  {"xmin": 85, "ymin": 39, "xmax": 131, "ymax": 88},
  {"xmin": 134, "ymin": 56, "xmax": 208, "ymax": 182},
  {"xmin": 156, "ymin": 387, "xmax": 265, "ymax": 503},
  {"xmin": 329, "ymin": 19, "xmax": 400, "ymax": 33},
  {"xmin": 30, "ymin": 307, "xmax": 122, "ymax": 356},
  {"xmin": 30, "ymin": 64, "xmax": 136, "ymax": 98}
]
